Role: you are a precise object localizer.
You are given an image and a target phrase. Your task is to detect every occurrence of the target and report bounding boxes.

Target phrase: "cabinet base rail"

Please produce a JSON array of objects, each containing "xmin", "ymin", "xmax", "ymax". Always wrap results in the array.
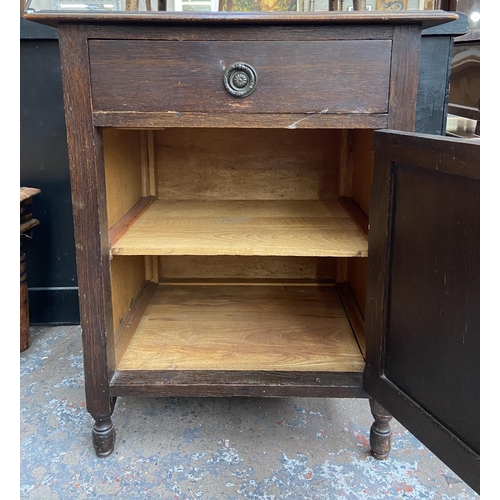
[{"xmin": 109, "ymin": 370, "xmax": 367, "ymax": 398}]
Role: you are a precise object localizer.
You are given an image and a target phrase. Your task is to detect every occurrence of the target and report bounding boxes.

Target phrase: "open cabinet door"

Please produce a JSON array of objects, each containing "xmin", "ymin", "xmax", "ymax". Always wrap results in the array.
[{"xmin": 363, "ymin": 130, "xmax": 479, "ymax": 493}]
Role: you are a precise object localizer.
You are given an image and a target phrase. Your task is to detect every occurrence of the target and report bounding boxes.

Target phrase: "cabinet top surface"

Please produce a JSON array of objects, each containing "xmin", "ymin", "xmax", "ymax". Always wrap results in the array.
[{"xmin": 24, "ymin": 11, "xmax": 458, "ymax": 30}]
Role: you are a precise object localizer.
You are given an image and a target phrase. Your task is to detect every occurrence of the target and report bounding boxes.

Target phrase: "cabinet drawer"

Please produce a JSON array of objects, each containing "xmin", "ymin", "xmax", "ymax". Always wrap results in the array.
[{"xmin": 89, "ymin": 40, "xmax": 392, "ymax": 114}]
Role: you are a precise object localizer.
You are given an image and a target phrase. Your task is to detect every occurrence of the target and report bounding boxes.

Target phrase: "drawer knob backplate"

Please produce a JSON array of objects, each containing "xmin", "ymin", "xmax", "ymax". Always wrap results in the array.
[{"xmin": 223, "ymin": 62, "xmax": 258, "ymax": 98}]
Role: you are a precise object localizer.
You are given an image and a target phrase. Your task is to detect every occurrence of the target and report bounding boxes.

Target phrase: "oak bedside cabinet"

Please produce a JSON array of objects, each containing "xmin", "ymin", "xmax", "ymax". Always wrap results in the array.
[{"xmin": 25, "ymin": 9, "xmax": 479, "ymax": 493}]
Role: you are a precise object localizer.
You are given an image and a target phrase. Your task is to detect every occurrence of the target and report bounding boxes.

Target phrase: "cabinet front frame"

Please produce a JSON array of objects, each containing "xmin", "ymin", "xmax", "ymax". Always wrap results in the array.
[{"xmin": 57, "ymin": 19, "xmax": 422, "ymax": 405}]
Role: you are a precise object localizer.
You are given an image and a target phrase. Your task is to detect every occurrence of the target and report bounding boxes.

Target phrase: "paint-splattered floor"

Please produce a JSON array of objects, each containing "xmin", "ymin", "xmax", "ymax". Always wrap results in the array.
[{"xmin": 20, "ymin": 325, "xmax": 479, "ymax": 499}]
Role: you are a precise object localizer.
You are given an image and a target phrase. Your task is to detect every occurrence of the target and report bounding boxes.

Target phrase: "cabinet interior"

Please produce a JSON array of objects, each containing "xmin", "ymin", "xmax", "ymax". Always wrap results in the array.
[{"xmin": 104, "ymin": 127, "xmax": 374, "ymax": 374}]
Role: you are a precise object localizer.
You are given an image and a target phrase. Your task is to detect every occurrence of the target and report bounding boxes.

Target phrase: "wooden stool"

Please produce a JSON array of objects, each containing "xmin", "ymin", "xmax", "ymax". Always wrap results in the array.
[{"xmin": 20, "ymin": 187, "xmax": 40, "ymax": 352}]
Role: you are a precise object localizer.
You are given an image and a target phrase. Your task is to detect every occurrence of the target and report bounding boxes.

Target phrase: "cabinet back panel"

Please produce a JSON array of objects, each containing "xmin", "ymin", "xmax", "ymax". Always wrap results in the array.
[
  {"xmin": 103, "ymin": 129, "xmax": 144, "ymax": 228},
  {"xmin": 155, "ymin": 128, "xmax": 340, "ymax": 201},
  {"xmin": 158, "ymin": 256, "xmax": 337, "ymax": 282}
]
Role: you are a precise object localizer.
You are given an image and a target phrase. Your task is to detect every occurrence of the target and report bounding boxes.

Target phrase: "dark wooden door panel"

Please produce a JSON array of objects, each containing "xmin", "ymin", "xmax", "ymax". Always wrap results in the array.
[
  {"xmin": 364, "ymin": 130, "xmax": 479, "ymax": 493},
  {"xmin": 387, "ymin": 163, "xmax": 479, "ymax": 452},
  {"xmin": 88, "ymin": 40, "xmax": 391, "ymax": 114}
]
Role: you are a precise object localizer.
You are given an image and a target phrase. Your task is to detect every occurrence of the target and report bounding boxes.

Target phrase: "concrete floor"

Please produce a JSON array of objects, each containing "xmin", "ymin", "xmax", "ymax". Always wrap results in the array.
[{"xmin": 20, "ymin": 325, "xmax": 479, "ymax": 499}]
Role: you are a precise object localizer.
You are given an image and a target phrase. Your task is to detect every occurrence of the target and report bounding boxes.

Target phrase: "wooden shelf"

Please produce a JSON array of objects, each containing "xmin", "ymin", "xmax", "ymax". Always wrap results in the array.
[
  {"xmin": 110, "ymin": 199, "xmax": 369, "ymax": 257},
  {"xmin": 116, "ymin": 283, "xmax": 365, "ymax": 373}
]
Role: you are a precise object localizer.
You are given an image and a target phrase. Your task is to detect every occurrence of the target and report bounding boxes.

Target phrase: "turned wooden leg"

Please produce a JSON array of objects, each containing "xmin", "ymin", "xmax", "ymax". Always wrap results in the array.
[
  {"xmin": 369, "ymin": 398, "xmax": 393, "ymax": 460},
  {"xmin": 92, "ymin": 415, "xmax": 116, "ymax": 457}
]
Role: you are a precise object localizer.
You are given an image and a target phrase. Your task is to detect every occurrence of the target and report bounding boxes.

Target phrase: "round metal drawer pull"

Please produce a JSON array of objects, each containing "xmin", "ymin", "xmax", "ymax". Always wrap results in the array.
[{"xmin": 223, "ymin": 62, "xmax": 258, "ymax": 98}]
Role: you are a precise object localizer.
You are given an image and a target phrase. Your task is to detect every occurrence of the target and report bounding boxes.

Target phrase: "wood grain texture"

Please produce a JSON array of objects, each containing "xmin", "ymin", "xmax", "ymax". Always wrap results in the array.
[
  {"xmin": 110, "ymin": 255, "xmax": 146, "ymax": 332},
  {"xmin": 89, "ymin": 40, "xmax": 391, "ymax": 114},
  {"xmin": 86, "ymin": 24, "xmax": 395, "ymax": 41},
  {"xmin": 339, "ymin": 197, "xmax": 369, "ymax": 240},
  {"xmin": 351, "ymin": 129, "xmax": 375, "ymax": 217},
  {"xmin": 387, "ymin": 25, "xmax": 421, "ymax": 131},
  {"xmin": 364, "ymin": 130, "xmax": 479, "ymax": 493},
  {"xmin": 117, "ymin": 284, "xmax": 365, "ymax": 372},
  {"xmin": 155, "ymin": 128, "xmax": 339, "ymax": 201},
  {"xmin": 113, "ymin": 281, "xmax": 157, "ymax": 367},
  {"xmin": 373, "ymin": 130, "xmax": 479, "ymax": 180},
  {"xmin": 337, "ymin": 281, "xmax": 365, "ymax": 358},
  {"xmin": 110, "ymin": 370, "xmax": 366, "ymax": 398},
  {"xmin": 345, "ymin": 129, "xmax": 375, "ymax": 315},
  {"xmin": 111, "ymin": 199, "xmax": 369, "ymax": 257},
  {"xmin": 20, "ymin": 187, "xmax": 41, "ymax": 202},
  {"xmin": 103, "ymin": 128, "xmax": 143, "ymax": 228},
  {"xmin": 24, "ymin": 11, "xmax": 459, "ymax": 30},
  {"xmin": 58, "ymin": 23, "xmax": 114, "ymax": 416},
  {"xmin": 348, "ymin": 257, "xmax": 368, "ymax": 315},
  {"xmin": 108, "ymin": 196, "xmax": 155, "ymax": 248},
  {"xmin": 20, "ymin": 218, "xmax": 40, "ymax": 234},
  {"xmin": 93, "ymin": 112, "xmax": 388, "ymax": 129},
  {"xmin": 159, "ymin": 256, "xmax": 337, "ymax": 282}
]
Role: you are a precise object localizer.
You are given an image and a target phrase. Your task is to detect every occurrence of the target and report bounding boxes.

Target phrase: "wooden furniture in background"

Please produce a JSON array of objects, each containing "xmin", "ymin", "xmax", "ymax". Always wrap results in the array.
[
  {"xmin": 20, "ymin": 187, "xmax": 40, "ymax": 352},
  {"xmin": 25, "ymin": 9, "xmax": 478, "ymax": 493}
]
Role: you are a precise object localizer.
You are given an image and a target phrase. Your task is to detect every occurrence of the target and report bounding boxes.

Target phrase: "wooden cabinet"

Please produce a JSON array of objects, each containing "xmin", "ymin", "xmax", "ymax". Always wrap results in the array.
[{"xmin": 26, "ymin": 9, "xmax": 478, "ymax": 493}]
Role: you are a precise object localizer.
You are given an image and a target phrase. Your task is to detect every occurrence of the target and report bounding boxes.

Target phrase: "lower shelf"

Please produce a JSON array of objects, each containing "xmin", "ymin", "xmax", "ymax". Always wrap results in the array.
[{"xmin": 115, "ymin": 282, "xmax": 365, "ymax": 371}]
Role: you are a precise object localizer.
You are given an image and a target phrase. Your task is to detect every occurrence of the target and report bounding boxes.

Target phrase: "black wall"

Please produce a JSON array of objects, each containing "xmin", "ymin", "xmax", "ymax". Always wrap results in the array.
[{"xmin": 20, "ymin": 18, "xmax": 79, "ymax": 324}]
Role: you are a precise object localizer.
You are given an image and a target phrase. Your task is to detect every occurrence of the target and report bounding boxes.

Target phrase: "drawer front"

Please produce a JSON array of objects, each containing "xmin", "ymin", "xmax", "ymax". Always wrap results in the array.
[{"xmin": 89, "ymin": 40, "xmax": 392, "ymax": 114}]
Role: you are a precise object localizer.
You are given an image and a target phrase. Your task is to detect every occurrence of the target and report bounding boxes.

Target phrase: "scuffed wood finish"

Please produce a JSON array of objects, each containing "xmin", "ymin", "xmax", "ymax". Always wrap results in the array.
[
  {"xmin": 117, "ymin": 284, "xmax": 365, "ymax": 372},
  {"xmin": 58, "ymin": 24, "xmax": 115, "ymax": 421},
  {"xmin": 93, "ymin": 111, "xmax": 388, "ymax": 129},
  {"xmin": 24, "ymin": 11, "xmax": 458, "ymax": 29},
  {"xmin": 111, "ymin": 370, "xmax": 366, "ymax": 398},
  {"xmin": 111, "ymin": 370, "xmax": 365, "ymax": 397},
  {"xmin": 364, "ymin": 129, "xmax": 479, "ymax": 493},
  {"xmin": 89, "ymin": 40, "xmax": 391, "ymax": 115},
  {"xmin": 86, "ymin": 24, "xmax": 395, "ymax": 41},
  {"xmin": 388, "ymin": 25, "xmax": 421, "ymax": 131},
  {"xmin": 25, "ymin": 10, "xmax": 456, "ymax": 459},
  {"xmin": 369, "ymin": 398, "xmax": 393, "ymax": 460},
  {"xmin": 111, "ymin": 199, "xmax": 369, "ymax": 257}
]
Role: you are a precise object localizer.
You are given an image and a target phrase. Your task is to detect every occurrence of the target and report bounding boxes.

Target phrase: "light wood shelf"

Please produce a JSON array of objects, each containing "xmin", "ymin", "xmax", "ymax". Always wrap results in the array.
[
  {"xmin": 110, "ymin": 199, "xmax": 369, "ymax": 257},
  {"xmin": 116, "ymin": 283, "xmax": 365, "ymax": 373}
]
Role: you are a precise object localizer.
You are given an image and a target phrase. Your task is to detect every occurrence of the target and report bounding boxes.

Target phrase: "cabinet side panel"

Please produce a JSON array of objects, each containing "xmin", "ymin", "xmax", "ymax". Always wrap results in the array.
[
  {"xmin": 103, "ymin": 129, "xmax": 144, "ymax": 228},
  {"xmin": 351, "ymin": 129, "xmax": 375, "ymax": 217},
  {"xmin": 111, "ymin": 256, "xmax": 146, "ymax": 332},
  {"xmin": 348, "ymin": 129, "xmax": 375, "ymax": 316},
  {"xmin": 58, "ymin": 24, "xmax": 114, "ymax": 415},
  {"xmin": 155, "ymin": 129, "xmax": 340, "ymax": 201}
]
